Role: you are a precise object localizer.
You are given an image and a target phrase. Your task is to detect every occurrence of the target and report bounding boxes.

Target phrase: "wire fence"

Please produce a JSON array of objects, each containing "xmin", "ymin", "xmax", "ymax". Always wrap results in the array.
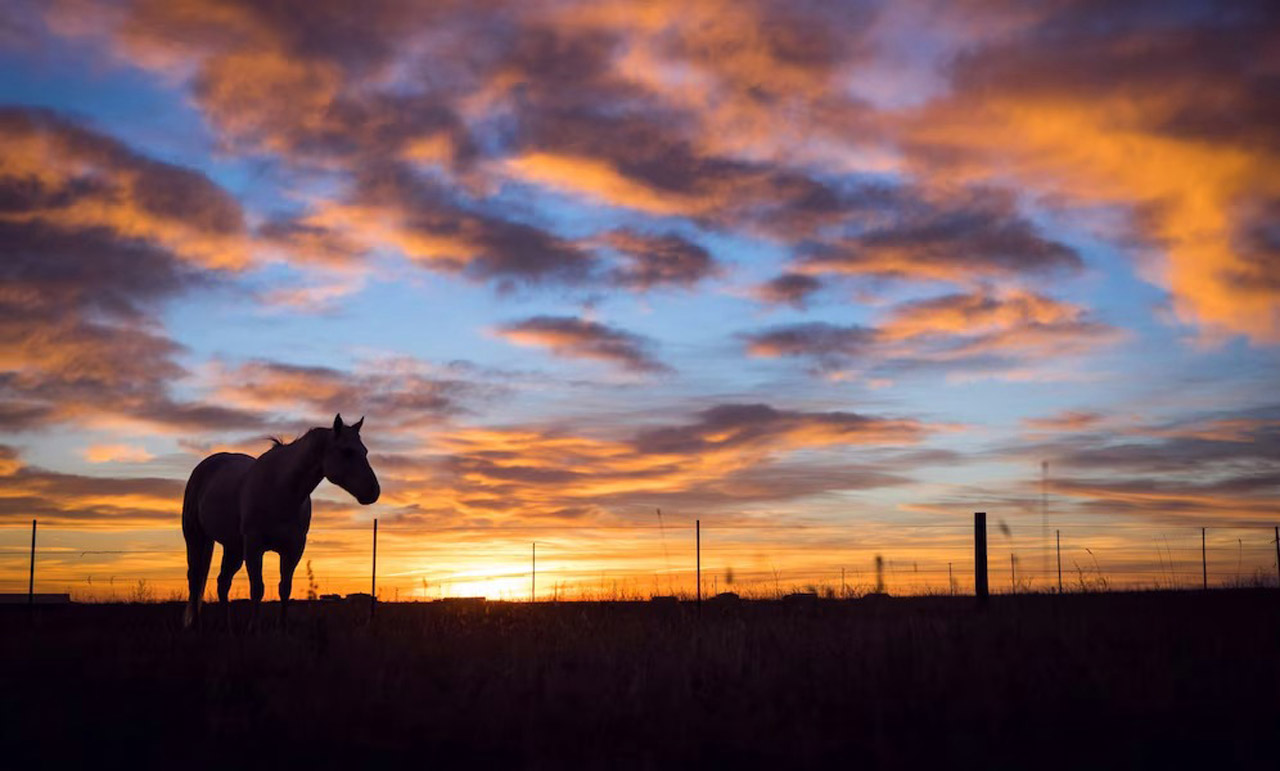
[{"xmin": 1, "ymin": 517, "xmax": 1278, "ymax": 603}]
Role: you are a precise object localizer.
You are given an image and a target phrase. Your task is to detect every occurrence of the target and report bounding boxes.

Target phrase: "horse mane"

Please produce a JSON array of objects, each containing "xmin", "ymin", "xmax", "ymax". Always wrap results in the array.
[{"xmin": 265, "ymin": 426, "xmax": 328, "ymax": 449}]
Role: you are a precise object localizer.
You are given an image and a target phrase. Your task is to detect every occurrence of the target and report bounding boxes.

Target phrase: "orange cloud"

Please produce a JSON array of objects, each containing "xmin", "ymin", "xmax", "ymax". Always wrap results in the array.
[
  {"xmin": 371, "ymin": 403, "xmax": 928, "ymax": 523},
  {"xmin": 0, "ymin": 107, "xmax": 271, "ymax": 435},
  {"xmin": 83, "ymin": 444, "xmax": 155, "ymax": 464},
  {"xmin": 743, "ymin": 289, "xmax": 1121, "ymax": 377},
  {"xmin": 794, "ymin": 187, "xmax": 1081, "ymax": 284},
  {"xmin": 210, "ymin": 357, "xmax": 479, "ymax": 430},
  {"xmin": 900, "ymin": 3, "xmax": 1280, "ymax": 341},
  {"xmin": 0, "ymin": 451, "xmax": 182, "ymax": 528},
  {"xmin": 504, "ymin": 152, "xmax": 699, "ymax": 217},
  {"xmin": 495, "ymin": 316, "xmax": 671, "ymax": 374},
  {"xmin": 753, "ymin": 273, "xmax": 824, "ymax": 309},
  {"xmin": 1022, "ymin": 411, "xmax": 1106, "ymax": 433},
  {"xmin": 0, "ymin": 108, "xmax": 249, "ymax": 270}
]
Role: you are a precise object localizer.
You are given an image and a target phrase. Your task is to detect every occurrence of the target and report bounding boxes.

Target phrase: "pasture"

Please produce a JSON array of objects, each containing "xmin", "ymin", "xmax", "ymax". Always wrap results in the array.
[{"xmin": 3, "ymin": 591, "xmax": 1277, "ymax": 769}]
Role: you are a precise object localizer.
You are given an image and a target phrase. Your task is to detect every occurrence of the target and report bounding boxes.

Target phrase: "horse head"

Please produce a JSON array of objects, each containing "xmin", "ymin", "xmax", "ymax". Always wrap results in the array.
[{"xmin": 323, "ymin": 414, "xmax": 380, "ymax": 505}]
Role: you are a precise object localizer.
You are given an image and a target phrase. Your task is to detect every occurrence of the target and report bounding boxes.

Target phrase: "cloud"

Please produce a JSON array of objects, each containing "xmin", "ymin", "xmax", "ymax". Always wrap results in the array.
[
  {"xmin": 743, "ymin": 323, "xmax": 877, "ymax": 373},
  {"xmin": 40, "ymin": 1, "xmax": 876, "ymax": 257},
  {"xmin": 0, "ymin": 106, "xmax": 248, "ymax": 269},
  {"xmin": 602, "ymin": 229, "xmax": 718, "ymax": 290},
  {"xmin": 259, "ymin": 279, "xmax": 366, "ymax": 314},
  {"xmin": 83, "ymin": 443, "xmax": 155, "ymax": 464},
  {"xmin": 0, "ymin": 444, "xmax": 20, "ymax": 476},
  {"xmin": 795, "ymin": 187, "xmax": 1082, "ymax": 284},
  {"xmin": 631, "ymin": 403, "xmax": 925, "ymax": 456},
  {"xmin": 495, "ymin": 316, "xmax": 671, "ymax": 374},
  {"xmin": 754, "ymin": 273, "xmax": 824, "ymax": 308},
  {"xmin": 382, "ymin": 401, "xmax": 930, "ymax": 522},
  {"xmin": 46, "ymin": 0, "xmax": 477, "ymax": 168},
  {"xmin": 0, "ymin": 109, "xmax": 265, "ymax": 433},
  {"xmin": 337, "ymin": 166, "xmax": 600, "ymax": 286},
  {"xmin": 37, "ymin": 0, "xmax": 1280, "ymax": 343},
  {"xmin": 0, "ymin": 445, "xmax": 183, "ymax": 526},
  {"xmin": 1022, "ymin": 411, "xmax": 1106, "ymax": 433},
  {"xmin": 257, "ymin": 215, "xmax": 370, "ymax": 269},
  {"xmin": 999, "ymin": 405, "xmax": 1280, "ymax": 525},
  {"xmin": 876, "ymin": 289, "xmax": 1121, "ymax": 359},
  {"xmin": 900, "ymin": 0, "xmax": 1280, "ymax": 340},
  {"xmin": 212, "ymin": 356, "xmax": 493, "ymax": 431},
  {"xmin": 743, "ymin": 289, "xmax": 1121, "ymax": 377},
  {"xmin": 503, "ymin": 113, "xmax": 854, "ymax": 237}
]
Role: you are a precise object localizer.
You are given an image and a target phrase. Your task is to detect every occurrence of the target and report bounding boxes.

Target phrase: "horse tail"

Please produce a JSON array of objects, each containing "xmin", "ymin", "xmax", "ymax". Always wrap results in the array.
[{"xmin": 182, "ymin": 458, "xmax": 216, "ymax": 628}]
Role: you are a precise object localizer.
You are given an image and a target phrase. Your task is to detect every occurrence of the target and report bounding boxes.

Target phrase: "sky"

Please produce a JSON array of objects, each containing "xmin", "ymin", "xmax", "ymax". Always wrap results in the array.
[{"xmin": 1, "ymin": 0, "xmax": 1277, "ymax": 601}]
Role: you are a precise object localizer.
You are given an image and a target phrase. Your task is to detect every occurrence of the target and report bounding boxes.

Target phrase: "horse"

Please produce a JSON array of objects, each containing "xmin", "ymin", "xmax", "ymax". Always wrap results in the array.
[{"xmin": 181, "ymin": 414, "xmax": 380, "ymax": 628}]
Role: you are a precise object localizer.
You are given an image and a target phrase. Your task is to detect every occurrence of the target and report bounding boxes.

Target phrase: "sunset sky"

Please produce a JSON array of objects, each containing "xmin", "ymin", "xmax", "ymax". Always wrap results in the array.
[{"xmin": 1, "ymin": 0, "xmax": 1277, "ymax": 601}]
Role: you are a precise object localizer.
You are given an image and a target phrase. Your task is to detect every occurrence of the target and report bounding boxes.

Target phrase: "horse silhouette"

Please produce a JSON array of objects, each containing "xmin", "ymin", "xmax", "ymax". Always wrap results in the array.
[{"xmin": 181, "ymin": 414, "xmax": 379, "ymax": 628}]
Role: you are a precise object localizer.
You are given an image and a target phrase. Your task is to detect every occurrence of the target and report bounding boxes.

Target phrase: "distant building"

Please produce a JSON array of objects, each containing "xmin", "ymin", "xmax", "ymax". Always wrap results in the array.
[
  {"xmin": 0, "ymin": 593, "xmax": 71, "ymax": 604},
  {"xmin": 439, "ymin": 596, "xmax": 486, "ymax": 607}
]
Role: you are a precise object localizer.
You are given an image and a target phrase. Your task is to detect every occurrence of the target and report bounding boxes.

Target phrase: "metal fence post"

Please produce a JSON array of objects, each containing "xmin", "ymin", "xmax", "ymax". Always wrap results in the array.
[
  {"xmin": 370, "ymin": 518, "xmax": 378, "ymax": 619},
  {"xmin": 1201, "ymin": 527, "xmax": 1207, "ymax": 590},
  {"xmin": 695, "ymin": 519, "xmax": 701, "ymax": 611},
  {"xmin": 1056, "ymin": 529, "xmax": 1062, "ymax": 593}
]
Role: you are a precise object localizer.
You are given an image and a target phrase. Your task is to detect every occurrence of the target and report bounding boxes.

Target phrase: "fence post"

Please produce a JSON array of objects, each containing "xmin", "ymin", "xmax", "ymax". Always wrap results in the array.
[
  {"xmin": 370, "ymin": 518, "xmax": 378, "ymax": 619},
  {"xmin": 28, "ymin": 519, "xmax": 36, "ymax": 607},
  {"xmin": 975, "ymin": 512, "xmax": 988, "ymax": 605},
  {"xmin": 1201, "ymin": 526, "xmax": 1207, "ymax": 591},
  {"xmin": 1056, "ymin": 529, "xmax": 1062, "ymax": 594},
  {"xmin": 695, "ymin": 519, "xmax": 701, "ymax": 611}
]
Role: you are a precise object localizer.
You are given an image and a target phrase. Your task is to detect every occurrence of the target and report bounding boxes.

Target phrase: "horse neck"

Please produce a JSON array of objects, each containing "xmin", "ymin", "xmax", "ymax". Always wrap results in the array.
[{"xmin": 271, "ymin": 428, "xmax": 327, "ymax": 502}]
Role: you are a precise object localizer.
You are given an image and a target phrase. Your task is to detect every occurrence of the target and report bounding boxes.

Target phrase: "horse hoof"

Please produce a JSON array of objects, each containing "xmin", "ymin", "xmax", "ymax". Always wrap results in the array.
[{"xmin": 183, "ymin": 605, "xmax": 196, "ymax": 629}]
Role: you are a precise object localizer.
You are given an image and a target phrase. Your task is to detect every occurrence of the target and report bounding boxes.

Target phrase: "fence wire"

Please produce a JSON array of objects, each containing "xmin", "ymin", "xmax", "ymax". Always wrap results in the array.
[{"xmin": 1, "ymin": 519, "xmax": 1277, "ymax": 602}]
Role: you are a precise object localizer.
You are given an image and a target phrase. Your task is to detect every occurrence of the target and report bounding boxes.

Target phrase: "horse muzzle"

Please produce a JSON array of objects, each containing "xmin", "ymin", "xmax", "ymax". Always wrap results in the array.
[{"xmin": 357, "ymin": 481, "xmax": 380, "ymax": 505}]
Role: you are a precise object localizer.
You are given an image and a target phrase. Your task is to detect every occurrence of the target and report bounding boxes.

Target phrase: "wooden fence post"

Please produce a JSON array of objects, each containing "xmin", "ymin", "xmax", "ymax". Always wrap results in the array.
[
  {"xmin": 975, "ymin": 512, "xmax": 988, "ymax": 605},
  {"xmin": 28, "ymin": 519, "xmax": 36, "ymax": 607}
]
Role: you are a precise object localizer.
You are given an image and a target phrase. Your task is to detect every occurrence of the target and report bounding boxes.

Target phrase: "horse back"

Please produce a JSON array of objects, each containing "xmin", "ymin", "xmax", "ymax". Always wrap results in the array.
[{"xmin": 184, "ymin": 452, "xmax": 255, "ymax": 545}]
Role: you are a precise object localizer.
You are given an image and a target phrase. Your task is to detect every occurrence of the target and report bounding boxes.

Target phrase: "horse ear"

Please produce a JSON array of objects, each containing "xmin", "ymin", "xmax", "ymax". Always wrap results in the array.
[
  {"xmin": 333, "ymin": 413, "xmax": 344, "ymax": 436},
  {"xmin": 353, "ymin": 416, "xmax": 364, "ymax": 433}
]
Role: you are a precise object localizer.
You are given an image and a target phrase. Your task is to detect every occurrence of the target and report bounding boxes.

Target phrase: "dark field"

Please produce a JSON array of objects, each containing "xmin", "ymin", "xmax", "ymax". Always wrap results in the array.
[{"xmin": 3, "ymin": 592, "xmax": 1278, "ymax": 769}]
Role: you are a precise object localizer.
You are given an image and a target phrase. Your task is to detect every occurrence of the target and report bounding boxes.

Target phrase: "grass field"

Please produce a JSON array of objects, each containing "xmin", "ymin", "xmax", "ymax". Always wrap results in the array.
[{"xmin": 3, "ymin": 591, "xmax": 1277, "ymax": 769}]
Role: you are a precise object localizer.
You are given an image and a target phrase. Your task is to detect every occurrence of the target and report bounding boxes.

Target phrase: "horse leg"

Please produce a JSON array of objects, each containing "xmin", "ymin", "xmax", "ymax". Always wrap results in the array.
[
  {"xmin": 244, "ymin": 538, "xmax": 266, "ymax": 627},
  {"xmin": 217, "ymin": 542, "xmax": 243, "ymax": 628},
  {"xmin": 183, "ymin": 534, "xmax": 214, "ymax": 630},
  {"xmin": 278, "ymin": 547, "xmax": 303, "ymax": 625}
]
